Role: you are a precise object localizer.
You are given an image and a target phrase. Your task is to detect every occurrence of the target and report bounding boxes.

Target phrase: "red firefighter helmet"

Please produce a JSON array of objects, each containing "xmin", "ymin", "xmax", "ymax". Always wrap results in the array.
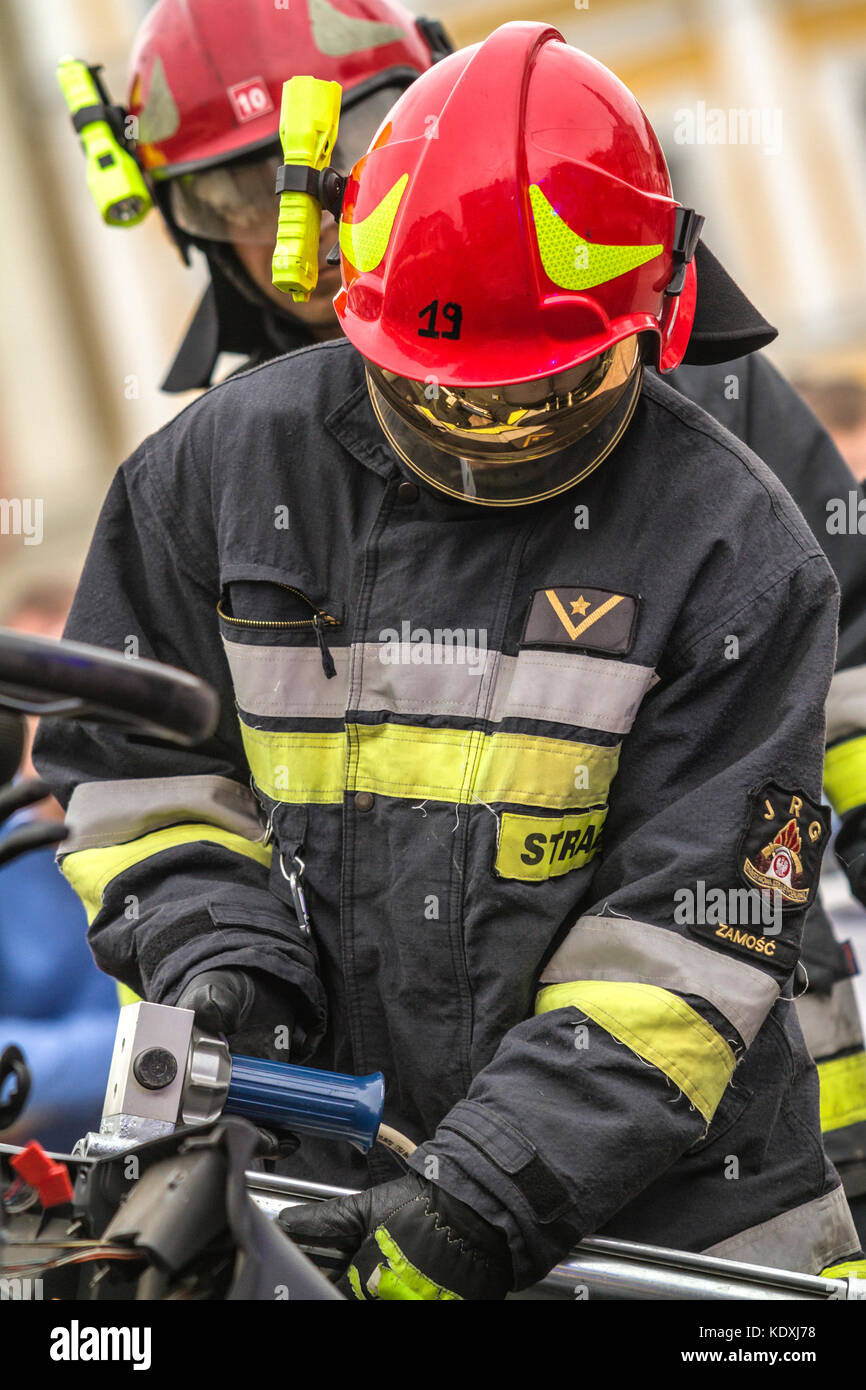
[
  {"xmin": 128, "ymin": 0, "xmax": 442, "ymax": 179},
  {"xmin": 335, "ymin": 21, "xmax": 702, "ymax": 386}
]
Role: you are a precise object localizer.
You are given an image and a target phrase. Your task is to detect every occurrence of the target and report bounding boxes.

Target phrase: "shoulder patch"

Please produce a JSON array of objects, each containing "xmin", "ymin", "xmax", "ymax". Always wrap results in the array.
[
  {"xmin": 522, "ymin": 586, "xmax": 638, "ymax": 656},
  {"xmin": 737, "ymin": 782, "xmax": 830, "ymax": 914}
]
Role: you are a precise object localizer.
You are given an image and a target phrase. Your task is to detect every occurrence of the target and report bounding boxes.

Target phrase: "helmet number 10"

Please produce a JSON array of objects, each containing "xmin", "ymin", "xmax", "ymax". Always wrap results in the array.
[{"xmin": 418, "ymin": 300, "xmax": 463, "ymax": 340}]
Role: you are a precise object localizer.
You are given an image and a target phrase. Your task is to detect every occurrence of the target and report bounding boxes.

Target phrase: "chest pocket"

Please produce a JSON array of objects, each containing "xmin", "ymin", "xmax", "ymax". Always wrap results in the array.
[
  {"xmin": 218, "ymin": 576, "xmax": 341, "ymax": 643},
  {"xmin": 218, "ymin": 570, "xmax": 346, "ymax": 719}
]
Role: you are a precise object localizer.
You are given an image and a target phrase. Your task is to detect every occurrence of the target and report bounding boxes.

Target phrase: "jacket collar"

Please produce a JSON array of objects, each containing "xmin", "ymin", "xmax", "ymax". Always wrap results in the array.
[{"xmin": 323, "ymin": 344, "xmax": 401, "ymax": 482}]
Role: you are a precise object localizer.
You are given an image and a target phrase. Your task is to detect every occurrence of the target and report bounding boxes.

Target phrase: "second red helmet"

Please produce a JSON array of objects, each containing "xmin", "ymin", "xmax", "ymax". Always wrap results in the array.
[{"xmin": 127, "ymin": 0, "xmax": 444, "ymax": 177}]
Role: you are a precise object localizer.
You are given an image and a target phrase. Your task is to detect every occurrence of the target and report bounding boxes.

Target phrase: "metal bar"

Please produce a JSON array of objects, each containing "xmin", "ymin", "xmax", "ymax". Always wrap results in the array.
[
  {"xmin": 0, "ymin": 1143, "xmax": 849, "ymax": 1300},
  {"xmin": 243, "ymin": 1169, "xmax": 848, "ymax": 1301}
]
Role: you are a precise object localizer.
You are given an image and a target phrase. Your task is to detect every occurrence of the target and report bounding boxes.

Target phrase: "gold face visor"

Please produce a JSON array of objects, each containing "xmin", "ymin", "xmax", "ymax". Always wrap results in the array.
[{"xmin": 366, "ymin": 336, "xmax": 643, "ymax": 506}]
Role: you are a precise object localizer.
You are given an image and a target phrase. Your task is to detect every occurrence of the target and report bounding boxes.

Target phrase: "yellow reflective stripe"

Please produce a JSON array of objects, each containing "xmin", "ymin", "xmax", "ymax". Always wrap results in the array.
[
  {"xmin": 241, "ymin": 719, "xmax": 619, "ymax": 809},
  {"xmin": 535, "ymin": 980, "xmax": 735, "ymax": 1123},
  {"xmin": 240, "ymin": 726, "xmax": 347, "ymax": 803},
  {"xmin": 495, "ymin": 809, "xmax": 606, "ymax": 880},
  {"xmin": 61, "ymin": 825, "xmax": 272, "ymax": 924},
  {"xmin": 529, "ymin": 183, "xmax": 663, "ymax": 292},
  {"xmin": 818, "ymin": 1051, "xmax": 866, "ymax": 1132},
  {"xmin": 339, "ymin": 173, "xmax": 408, "ymax": 272},
  {"xmin": 824, "ymin": 733, "xmax": 866, "ymax": 815},
  {"xmin": 347, "ymin": 1264, "xmax": 367, "ymax": 1300},
  {"xmin": 353, "ymin": 724, "xmax": 618, "ymax": 808},
  {"xmin": 821, "ymin": 1260, "xmax": 866, "ymax": 1279},
  {"xmin": 372, "ymin": 1226, "xmax": 461, "ymax": 1301},
  {"xmin": 117, "ymin": 982, "xmax": 141, "ymax": 1007}
]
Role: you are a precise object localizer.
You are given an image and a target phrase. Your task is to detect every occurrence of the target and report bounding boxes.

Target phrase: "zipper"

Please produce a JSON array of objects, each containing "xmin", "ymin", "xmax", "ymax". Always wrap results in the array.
[{"xmin": 218, "ymin": 582, "xmax": 340, "ymax": 679}]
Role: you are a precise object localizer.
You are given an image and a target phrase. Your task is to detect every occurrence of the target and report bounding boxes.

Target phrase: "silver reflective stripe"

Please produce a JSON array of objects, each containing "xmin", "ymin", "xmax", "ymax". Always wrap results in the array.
[
  {"xmin": 356, "ymin": 641, "xmax": 492, "ymax": 715},
  {"xmin": 224, "ymin": 637, "xmax": 654, "ymax": 734},
  {"xmin": 827, "ymin": 664, "xmax": 866, "ymax": 745},
  {"xmin": 63, "ymin": 775, "xmax": 265, "ymax": 853},
  {"xmin": 223, "ymin": 638, "xmax": 351, "ymax": 718},
  {"xmin": 797, "ymin": 977, "xmax": 865, "ymax": 1060},
  {"xmin": 540, "ymin": 913, "xmax": 778, "ymax": 1046},
  {"xmin": 489, "ymin": 651, "xmax": 655, "ymax": 733},
  {"xmin": 703, "ymin": 1184, "xmax": 859, "ymax": 1274}
]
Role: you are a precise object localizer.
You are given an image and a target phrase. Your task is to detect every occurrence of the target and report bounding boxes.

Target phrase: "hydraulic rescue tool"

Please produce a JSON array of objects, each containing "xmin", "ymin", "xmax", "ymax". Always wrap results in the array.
[{"xmin": 74, "ymin": 1001, "xmax": 393, "ymax": 1159}]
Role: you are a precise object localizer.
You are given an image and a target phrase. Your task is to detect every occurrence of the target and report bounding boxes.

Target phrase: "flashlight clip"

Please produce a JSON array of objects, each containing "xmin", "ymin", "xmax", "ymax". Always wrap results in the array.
[
  {"xmin": 68, "ymin": 64, "xmax": 129, "ymax": 147},
  {"xmin": 274, "ymin": 164, "xmax": 346, "ymax": 219}
]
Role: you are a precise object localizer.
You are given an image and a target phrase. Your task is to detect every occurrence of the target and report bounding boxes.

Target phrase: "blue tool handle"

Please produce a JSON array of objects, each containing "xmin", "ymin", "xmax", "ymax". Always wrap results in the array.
[{"xmin": 225, "ymin": 1055, "xmax": 385, "ymax": 1153}]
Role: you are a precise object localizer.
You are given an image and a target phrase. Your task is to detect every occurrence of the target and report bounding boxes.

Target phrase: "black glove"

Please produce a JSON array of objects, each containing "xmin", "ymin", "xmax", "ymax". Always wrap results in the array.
[
  {"xmin": 277, "ymin": 1171, "xmax": 513, "ymax": 1300},
  {"xmin": 177, "ymin": 967, "xmax": 295, "ymax": 1062},
  {"xmin": 836, "ymin": 807, "xmax": 866, "ymax": 909}
]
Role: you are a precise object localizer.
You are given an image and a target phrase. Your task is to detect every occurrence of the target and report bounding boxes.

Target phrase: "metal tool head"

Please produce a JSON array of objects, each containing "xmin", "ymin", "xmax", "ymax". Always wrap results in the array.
[{"xmin": 76, "ymin": 1002, "xmax": 231, "ymax": 1157}]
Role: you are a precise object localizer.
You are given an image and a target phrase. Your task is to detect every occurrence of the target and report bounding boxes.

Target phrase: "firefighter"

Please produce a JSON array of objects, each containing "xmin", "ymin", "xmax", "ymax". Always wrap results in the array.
[
  {"xmin": 117, "ymin": 0, "xmax": 866, "ymax": 1224},
  {"xmin": 76, "ymin": 0, "xmax": 866, "ymax": 1211},
  {"xmin": 108, "ymin": 0, "xmax": 866, "ymax": 1225},
  {"xmin": 37, "ymin": 23, "xmax": 861, "ymax": 1297},
  {"xmin": 96, "ymin": 0, "xmax": 452, "ymax": 392}
]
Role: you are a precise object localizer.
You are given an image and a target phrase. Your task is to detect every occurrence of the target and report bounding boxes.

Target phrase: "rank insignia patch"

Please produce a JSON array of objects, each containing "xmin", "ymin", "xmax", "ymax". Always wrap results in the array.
[
  {"xmin": 737, "ymin": 782, "xmax": 830, "ymax": 913},
  {"xmin": 521, "ymin": 586, "xmax": 638, "ymax": 656}
]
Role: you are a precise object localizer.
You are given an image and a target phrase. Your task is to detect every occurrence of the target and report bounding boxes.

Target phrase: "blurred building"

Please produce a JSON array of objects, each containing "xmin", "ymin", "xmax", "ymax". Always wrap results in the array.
[
  {"xmin": 445, "ymin": 0, "xmax": 866, "ymax": 379},
  {"xmin": 1, "ymin": 0, "xmax": 865, "ymax": 598},
  {"xmin": 0, "ymin": 0, "xmax": 206, "ymax": 602}
]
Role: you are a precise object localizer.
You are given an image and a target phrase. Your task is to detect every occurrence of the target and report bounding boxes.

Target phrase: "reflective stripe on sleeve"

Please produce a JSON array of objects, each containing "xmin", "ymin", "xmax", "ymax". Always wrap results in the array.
[
  {"xmin": 534, "ymin": 979, "xmax": 736, "ymax": 1123},
  {"xmin": 826, "ymin": 664, "xmax": 866, "ymax": 746},
  {"xmin": 61, "ymin": 824, "xmax": 273, "ymax": 924},
  {"xmin": 64, "ymin": 774, "xmax": 265, "ymax": 853},
  {"xmin": 540, "ymin": 914, "xmax": 778, "ymax": 1047},
  {"xmin": 797, "ymin": 977, "xmax": 864, "ymax": 1060},
  {"xmin": 704, "ymin": 1185, "xmax": 858, "ymax": 1274},
  {"xmin": 818, "ymin": 1051, "xmax": 866, "ymax": 1133},
  {"xmin": 824, "ymin": 732, "xmax": 866, "ymax": 815}
]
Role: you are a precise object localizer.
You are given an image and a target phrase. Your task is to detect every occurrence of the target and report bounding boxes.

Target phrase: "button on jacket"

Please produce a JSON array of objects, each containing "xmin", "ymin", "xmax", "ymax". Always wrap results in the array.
[{"xmin": 35, "ymin": 339, "xmax": 859, "ymax": 1286}]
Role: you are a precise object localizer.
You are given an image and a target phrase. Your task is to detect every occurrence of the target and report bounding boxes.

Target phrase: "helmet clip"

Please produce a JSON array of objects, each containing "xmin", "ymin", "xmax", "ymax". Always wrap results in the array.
[
  {"xmin": 415, "ymin": 16, "xmax": 454, "ymax": 63},
  {"xmin": 667, "ymin": 207, "xmax": 705, "ymax": 296}
]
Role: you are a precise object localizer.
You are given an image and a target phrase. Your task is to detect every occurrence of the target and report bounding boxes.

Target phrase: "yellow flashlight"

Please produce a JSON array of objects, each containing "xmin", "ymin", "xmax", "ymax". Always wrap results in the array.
[
  {"xmin": 272, "ymin": 77, "xmax": 342, "ymax": 302},
  {"xmin": 57, "ymin": 57, "xmax": 152, "ymax": 227}
]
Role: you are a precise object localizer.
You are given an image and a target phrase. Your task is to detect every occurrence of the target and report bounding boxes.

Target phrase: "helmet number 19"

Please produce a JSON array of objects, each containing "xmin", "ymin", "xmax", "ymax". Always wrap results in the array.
[{"xmin": 418, "ymin": 300, "xmax": 463, "ymax": 340}]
